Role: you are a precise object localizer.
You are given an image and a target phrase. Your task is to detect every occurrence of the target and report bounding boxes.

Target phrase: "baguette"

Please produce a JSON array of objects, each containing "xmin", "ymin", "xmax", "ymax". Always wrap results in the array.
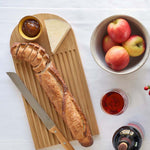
[{"xmin": 11, "ymin": 42, "xmax": 93, "ymax": 147}]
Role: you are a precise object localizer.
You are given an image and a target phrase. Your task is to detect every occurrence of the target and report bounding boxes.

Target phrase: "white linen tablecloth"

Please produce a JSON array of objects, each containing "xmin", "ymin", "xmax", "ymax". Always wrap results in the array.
[{"xmin": 1, "ymin": 1, "xmax": 150, "ymax": 149}]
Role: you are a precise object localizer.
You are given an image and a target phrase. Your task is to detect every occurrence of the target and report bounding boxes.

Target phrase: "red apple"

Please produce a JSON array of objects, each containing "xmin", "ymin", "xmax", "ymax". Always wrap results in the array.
[
  {"xmin": 102, "ymin": 35, "xmax": 119, "ymax": 53},
  {"xmin": 123, "ymin": 35, "xmax": 145, "ymax": 57},
  {"xmin": 107, "ymin": 18, "xmax": 131, "ymax": 43},
  {"xmin": 105, "ymin": 46, "xmax": 130, "ymax": 71}
]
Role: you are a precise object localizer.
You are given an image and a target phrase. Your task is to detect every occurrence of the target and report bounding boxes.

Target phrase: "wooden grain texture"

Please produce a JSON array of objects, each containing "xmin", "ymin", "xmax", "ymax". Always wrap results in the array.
[
  {"xmin": 49, "ymin": 126, "xmax": 74, "ymax": 150},
  {"xmin": 10, "ymin": 13, "xmax": 99, "ymax": 150}
]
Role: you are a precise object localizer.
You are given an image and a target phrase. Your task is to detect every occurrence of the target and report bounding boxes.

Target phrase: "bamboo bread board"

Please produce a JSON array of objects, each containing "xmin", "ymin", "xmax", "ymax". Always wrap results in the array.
[{"xmin": 10, "ymin": 13, "xmax": 99, "ymax": 150}]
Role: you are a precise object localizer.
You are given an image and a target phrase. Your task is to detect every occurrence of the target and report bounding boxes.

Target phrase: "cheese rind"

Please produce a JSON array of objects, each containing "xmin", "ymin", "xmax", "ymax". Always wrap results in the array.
[{"xmin": 44, "ymin": 19, "xmax": 71, "ymax": 53}]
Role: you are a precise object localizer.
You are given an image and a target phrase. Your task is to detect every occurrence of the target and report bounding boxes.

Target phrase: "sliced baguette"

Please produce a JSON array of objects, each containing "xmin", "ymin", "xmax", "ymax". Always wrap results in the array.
[{"xmin": 10, "ymin": 42, "xmax": 93, "ymax": 147}]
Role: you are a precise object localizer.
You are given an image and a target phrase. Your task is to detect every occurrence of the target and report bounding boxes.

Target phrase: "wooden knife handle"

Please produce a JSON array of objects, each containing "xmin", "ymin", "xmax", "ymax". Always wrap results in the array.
[{"xmin": 49, "ymin": 126, "xmax": 74, "ymax": 150}]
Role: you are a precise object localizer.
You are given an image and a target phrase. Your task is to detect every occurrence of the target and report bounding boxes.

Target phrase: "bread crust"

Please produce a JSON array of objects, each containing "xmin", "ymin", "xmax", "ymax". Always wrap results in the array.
[
  {"xmin": 11, "ymin": 42, "xmax": 93, "ymax": 147},
  {"xmin": 28, "ymin": 45, "xmax": 39, "ymax": 62},
  {"xmin": 33, "ymin": 54, "xmax": 50, "ymax": 73},
  {"xmin": 17, "ymin": 43, "xmax": 27, "ymax": 58},
  {"xmin": 11, "ymin": 42, "xmax": 20, "ymax": 58},
  {"xmin": 22, "ymin": 43, "xmax": 34, "ymax": 61},
  {"xmin": 30, "ymin": 48, "xmax": 45, "ymax": 67}
]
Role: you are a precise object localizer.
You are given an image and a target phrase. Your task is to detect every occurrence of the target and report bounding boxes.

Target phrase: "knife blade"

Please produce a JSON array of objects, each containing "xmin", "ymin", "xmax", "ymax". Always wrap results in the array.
[{"xmin": 7, "ymin": 72, "xmax": 74, "ymax": 150}]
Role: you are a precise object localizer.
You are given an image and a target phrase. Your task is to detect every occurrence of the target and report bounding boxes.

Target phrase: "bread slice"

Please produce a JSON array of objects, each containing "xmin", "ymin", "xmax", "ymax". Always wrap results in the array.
[
  {"xmin": 44, "ymin": 19, "xmax": 71, "ymax": 54},
  {"xmin": 33, "ymin": 54, "xmax": 50, "ymax": 73},
  {"xmin": 31, "ymin": 48, "xmax": 45, "ymax": 67},
  {"xmin": 16, "ymin": 43, "xmax": 27, "ymax": 58},
  {"xmin": 28, "ymin": 45, "xmax": 39, "ymax": 62},
  {"xmin": 21, "ymin": 43, "xmax": 34, "ymax": 61},
  {"xmin": 11, "ymin": 43, "xmax": 20, "ymax": 58}
]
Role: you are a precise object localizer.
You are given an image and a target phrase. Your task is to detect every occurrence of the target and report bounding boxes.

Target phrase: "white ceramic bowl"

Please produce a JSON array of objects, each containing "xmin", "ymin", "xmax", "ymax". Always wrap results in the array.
[{"xmin": 90, "ymin": 15, "xmax": 150, "ymax": 75}]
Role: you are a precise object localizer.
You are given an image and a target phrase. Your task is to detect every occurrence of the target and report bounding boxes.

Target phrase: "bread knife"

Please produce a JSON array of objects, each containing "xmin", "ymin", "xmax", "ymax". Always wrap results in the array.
[{"xmin": 7, "ymin": 72, "xmax": 74, "ymax": 150}]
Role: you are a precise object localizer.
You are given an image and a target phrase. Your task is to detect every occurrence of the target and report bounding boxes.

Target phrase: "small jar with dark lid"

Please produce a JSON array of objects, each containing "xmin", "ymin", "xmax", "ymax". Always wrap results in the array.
[{"xmin": 18, "ymin": 15, "xmax": 42, "ymax": 41}]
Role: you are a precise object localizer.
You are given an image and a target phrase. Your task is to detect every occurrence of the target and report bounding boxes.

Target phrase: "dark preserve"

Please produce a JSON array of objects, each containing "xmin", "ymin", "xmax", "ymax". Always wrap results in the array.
[
  {"xmin": 101, "ymin": 91, "xmax": 125, "ymax": 115},
  {"xmin": 112, "ymin": 124, "xmax": 143, "ymax": 150},
  {"xmin": 22, "ymin": 19, "xmax": 40, "ymax": 37}
]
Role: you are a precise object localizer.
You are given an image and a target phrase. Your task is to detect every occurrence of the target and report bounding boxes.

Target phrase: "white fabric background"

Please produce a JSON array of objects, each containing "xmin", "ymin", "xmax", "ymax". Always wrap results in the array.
[{"xmin": 1, "ymin": 0, "xmax": 150, "ymax": 150}]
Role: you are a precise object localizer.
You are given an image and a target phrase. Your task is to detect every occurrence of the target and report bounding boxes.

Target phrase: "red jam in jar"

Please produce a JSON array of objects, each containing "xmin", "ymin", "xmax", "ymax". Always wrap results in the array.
[{"xmin": 22, "ymin": 19, "xmax": 40, "ymax": 37}]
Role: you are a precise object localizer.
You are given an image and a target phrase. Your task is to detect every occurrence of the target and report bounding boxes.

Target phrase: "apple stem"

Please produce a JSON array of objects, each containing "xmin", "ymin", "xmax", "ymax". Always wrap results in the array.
[
  {"xmin": 136, "ymin": 43, "xmax": 142, "ymax": 48},
  {"xmin": 113, "ymin": 20, "xmax": 118, "ymax": 24}
]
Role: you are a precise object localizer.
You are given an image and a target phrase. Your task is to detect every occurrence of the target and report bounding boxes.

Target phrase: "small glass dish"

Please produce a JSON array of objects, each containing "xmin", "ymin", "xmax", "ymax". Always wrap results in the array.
[{"xmin": 100, "ymin": 88, "xmax": 128, "ymax": 115}]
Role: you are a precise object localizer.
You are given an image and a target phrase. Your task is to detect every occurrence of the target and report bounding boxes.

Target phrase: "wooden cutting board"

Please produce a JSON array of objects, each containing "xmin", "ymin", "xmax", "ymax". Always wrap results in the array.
[{"xmin": 10, "ymin": 13, "xmax": 99, "ymax": 150}]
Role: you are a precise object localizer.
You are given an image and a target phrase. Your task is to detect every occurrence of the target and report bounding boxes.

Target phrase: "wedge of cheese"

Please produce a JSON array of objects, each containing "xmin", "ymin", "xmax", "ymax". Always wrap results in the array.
[{"xmin": 44, "ymin": 19, "xmax": 71, "ymax": 54}]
